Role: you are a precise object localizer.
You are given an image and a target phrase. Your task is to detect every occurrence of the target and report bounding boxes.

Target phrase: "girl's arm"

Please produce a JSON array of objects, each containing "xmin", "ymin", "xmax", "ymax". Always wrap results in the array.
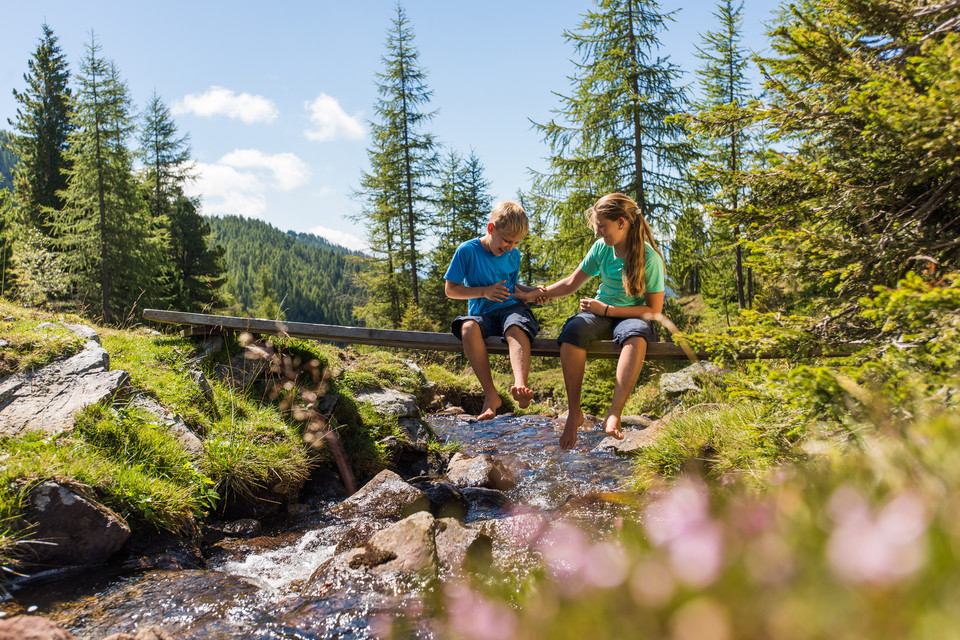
[
  {"xmin": 540, "ymin": 268, "xmax": 593, "ymax": 300},
  {"xmin": 580, "ymin": 290, "xmax": 664, "ymax": 320}
]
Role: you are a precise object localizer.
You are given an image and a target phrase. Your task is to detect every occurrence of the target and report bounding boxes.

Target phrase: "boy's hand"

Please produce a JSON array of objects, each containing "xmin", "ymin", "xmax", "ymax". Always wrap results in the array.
[{"xmin": 483, "ymin": 281, "xmax": 511, "ymax": 302}]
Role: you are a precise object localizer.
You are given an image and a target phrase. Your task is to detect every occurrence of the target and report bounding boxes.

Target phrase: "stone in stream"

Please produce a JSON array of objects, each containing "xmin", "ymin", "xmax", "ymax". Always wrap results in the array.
[
  {"xmin": 365, "ymin": 511, "xmax": 438, "ymax": 575},
  {"xmin": 435, "ymin": 517, "xmax": 492, "ymax": 572},
  {"xmin": 329, "ymin": 469, "xmax": 429, "ymax": 521},
  {"xmin": 460, "ymin": 486, "xmax": 510, "ymax": 520},
  {"xmin": 19, "ymin": 480, "xmax": 131, "ymax": 568},
  {"xmin": 445, "ymin": 452, "xmax": 518, "ymax": 492},
  {"xmin": 594, "ymin": 423, "xmax": 664, "ymax": 455},
  {"xmin": 415, "ymin": 480, "xmax": 469, "ymax": 520}
]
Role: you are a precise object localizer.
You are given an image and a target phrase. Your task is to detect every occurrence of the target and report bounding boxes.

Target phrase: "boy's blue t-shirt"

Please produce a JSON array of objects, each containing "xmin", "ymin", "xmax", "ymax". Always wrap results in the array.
[
  {"xmin": 444, "ymin": 237, "xmax": 522, "ymax": 316},
  {"xmin": 579, "ymin": 239, "xmax": 665, "ymax": 307}
]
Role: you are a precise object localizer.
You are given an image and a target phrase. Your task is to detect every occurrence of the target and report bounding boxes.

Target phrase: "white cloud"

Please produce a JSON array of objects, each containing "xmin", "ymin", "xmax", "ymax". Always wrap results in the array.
[
  {"xmin": 304, "ymin": 93, "xmax": 365, "ymax": 142},
  {"xmin": 219, "ymin": 149, "xmax": 311, "ymax": 191},
  {"xmin": 307, "ymin": 224, "xmax": 368, "ymax": 253},
  {"xmin": 186, "ymin": 149, "xmax": 310, "ymax": 218},
  {"xmin": 173, "ymin": 86, "xmax": 278, "ymax": 124},
  {"xmin": 185, "ymin": 162, "xmax": 267, "ymax": 218}
]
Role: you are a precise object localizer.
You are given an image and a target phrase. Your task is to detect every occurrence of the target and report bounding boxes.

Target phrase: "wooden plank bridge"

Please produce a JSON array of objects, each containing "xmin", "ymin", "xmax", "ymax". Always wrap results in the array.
[{"xmin": 142, "ymin": 309, "xmax": 706, "ymax": 360}]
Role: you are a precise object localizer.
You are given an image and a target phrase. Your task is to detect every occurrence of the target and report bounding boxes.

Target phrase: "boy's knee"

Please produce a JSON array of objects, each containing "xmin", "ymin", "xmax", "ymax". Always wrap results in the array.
[
  {"xmin": 461, "ymin": 320, "xmax": 482, "ymax": 338},
  {"xmin": 504, "ymin": 324, "xmax": 529, "ymax": 342}
]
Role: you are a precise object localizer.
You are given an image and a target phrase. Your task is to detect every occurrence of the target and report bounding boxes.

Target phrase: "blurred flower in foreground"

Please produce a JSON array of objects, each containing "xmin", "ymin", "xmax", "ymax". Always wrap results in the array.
[
  {"xmin": 445, "ymin": 582, "xmax": 518, "ymax": 640},
  {"xmin": 644, "ymin": 478, "xmax": 724, "ymax": 587},
  {"xmin": 827, "ymin": 486, "xmax": 929, "ymax": 585}
]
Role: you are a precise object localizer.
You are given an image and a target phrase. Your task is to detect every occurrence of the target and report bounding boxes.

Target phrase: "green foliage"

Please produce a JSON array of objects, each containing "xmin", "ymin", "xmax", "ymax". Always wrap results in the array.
[
  {"xmin": 740, "ymin": 0, "xmax": 960, "ymax": 308},
  {"xmin": 9, "ymin": 227, "xmax": 69, "ymax": 307},
  {"xmin": 206, "ymin": 215, "xmax": 363, "ymax": 324},
  {"xmin": 0, "ymin": 132, "xmax": 17, "ymax": 192}
]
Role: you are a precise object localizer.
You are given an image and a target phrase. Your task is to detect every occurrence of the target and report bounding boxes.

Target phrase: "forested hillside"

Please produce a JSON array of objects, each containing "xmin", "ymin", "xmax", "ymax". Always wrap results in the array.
[{"xmin": 206, "ymin": 215, "xmax": 365, "ymax": 325}]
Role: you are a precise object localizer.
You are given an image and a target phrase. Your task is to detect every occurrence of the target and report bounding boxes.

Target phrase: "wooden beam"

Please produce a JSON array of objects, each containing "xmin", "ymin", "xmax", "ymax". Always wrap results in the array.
[{"xmin": 141, "ymin": 309, "xmax": 706, "ymax": 360}]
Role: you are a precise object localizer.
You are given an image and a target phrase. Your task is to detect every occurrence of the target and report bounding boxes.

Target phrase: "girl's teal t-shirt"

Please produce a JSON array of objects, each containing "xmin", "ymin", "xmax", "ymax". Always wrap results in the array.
[{"xmin": 579, "ymin": 239, "xmax": 665, "ymax": 307}]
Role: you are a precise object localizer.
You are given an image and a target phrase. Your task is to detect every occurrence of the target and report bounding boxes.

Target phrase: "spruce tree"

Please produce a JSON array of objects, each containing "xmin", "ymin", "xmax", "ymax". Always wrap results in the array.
[
  {"xmin": 532, "ymin": 0, "xmax": 693, "ymax": 273},
  {"xmin": 355, "ymin": 2, "xmax": 437, "ymax": 326},
  {"xmin": 7, "ymin": 24, "xmax": 73, "ymax": 237}
]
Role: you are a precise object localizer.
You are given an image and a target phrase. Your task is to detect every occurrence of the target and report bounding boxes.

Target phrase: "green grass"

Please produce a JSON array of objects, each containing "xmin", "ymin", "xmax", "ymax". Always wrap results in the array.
[{"xmin": 0, "ymin": 300, "xmax": 86, "ymax": 376}]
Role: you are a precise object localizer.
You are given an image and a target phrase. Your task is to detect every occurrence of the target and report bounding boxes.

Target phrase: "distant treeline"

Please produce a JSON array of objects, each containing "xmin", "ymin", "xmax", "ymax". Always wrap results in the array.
[{"xmin": 207, "ymin": 215, "xmax": 366, "ymax": 326}]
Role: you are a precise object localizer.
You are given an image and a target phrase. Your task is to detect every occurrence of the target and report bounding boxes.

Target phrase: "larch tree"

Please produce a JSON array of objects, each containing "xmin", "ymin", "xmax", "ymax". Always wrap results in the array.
[
  {"xmin": 532, "ymin": 0, "xmax": 693, "ymax": 275},
  {"xmin": 690, "ymin": 0, "xmax": 755, "ymax": 309},
  {"xmin": 7, "ymin": 23, "xmax": 73, "ymax": 238},
  {"xmin": 355, "ymin": 2, "xmax": 437, "ymax": 328},
  {"xmin": 55, "ymin": 33, "xmax": 155, "ymax": 323}
]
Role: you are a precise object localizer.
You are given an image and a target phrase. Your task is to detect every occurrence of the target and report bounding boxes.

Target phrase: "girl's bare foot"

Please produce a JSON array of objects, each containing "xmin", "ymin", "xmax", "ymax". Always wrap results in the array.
[
  {"xmin": 603, "ymin": 414, "xmax": 623, "ymax": 439},
  {"xmin": 478, "ymin": 394, "xmax": 502, "ymax": 421},
  {"xmin": 510, "ymin": 384, "xmax": 534, "ymax": 409},
  {"xmin": 559, "ymin": 409, "xmax": 584, "ymax": 449}
]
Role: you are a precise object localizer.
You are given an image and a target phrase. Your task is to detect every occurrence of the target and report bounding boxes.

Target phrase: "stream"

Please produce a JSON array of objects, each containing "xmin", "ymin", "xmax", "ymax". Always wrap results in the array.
[{"xmin": 3, "ymin": 413, "xmax": 639, "ymax": 639}]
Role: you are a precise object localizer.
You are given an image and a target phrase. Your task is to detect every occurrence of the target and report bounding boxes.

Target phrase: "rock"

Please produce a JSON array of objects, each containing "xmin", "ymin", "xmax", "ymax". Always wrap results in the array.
[
  {"xmin": 63, "ymin": 323, "xmax": 101, "ymax": 343},
  {"xmin": 380, "ymin": 436, "xmax": 429, "ymax": 479},
  {"xmin": 129, "ymin": 394, "xmax": 203, "ymax": 454},
  {"xmin": 398, "ymin": 416, "xmax": 431, "ymax": 442},
  {"xmin": 330, "ymin": 469, "xmax": 429, "ymax": 521},
  {"xmin": 621, "ymin": 414, "xmax": 659, "ymax": 428},
  {"xmin": 595, "ymin": 424, "xmax": 664, "ymax": 455},
  {"xmin": 215, "ymin": 352, "xmax": 268, "ymax": 391},
  {"xmin": 473, "ymin": 512, "xmax": 548, "ymax": 549},
  {"xmin": 659, "ymin": 361, "xmax": 723, "ymax": 396},
  {"xmin": 190, "ymin": 368, "xmax": 217, "ymax": 408},
  {"xmin": 218, "ymin": 518, "xmax": 263, "ymax": 538},
  {"xmin": 435, "ymin": 517, "xmax": 492, "ymax": 572},
  {"xmin": 354, "ymin": 388, "xmax": 421, "ymax": 418},
  {"xmin": 460, "ymin": 487, "xmax": 510, "ymax": 520},
  {"xmin": 20, "ymin": 480, "xmax": 131, "ymax": 568},
  {"xmin": 366, "ymin": 511, "xmax": 438, "ymax": 575},
  {"xmin": 446, "ymin": 452, "xmax": 518, "ymax": 492},
  {"xmin": 416, "ymin": 481, "xmax": 469, "ymax": 520},
  {"xmin": 552, "ymin": 411, "xmax": 599, "ymax": 430},
  {"xmin": 0, "ymin": 340, "xmax": 129, "ymax": 437},
  {"xmin": 0, "ymin": 615, "xmax": 77, "ymax": 639},
  {"xmin": 102, "ymin": 627, "xmax": 174, "ymax": 640}
]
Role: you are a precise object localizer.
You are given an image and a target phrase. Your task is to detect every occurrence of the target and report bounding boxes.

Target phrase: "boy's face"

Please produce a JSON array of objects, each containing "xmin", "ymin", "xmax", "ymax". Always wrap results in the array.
[{"xmin": 485, "ymin": 222, "xmax": 525, "ymax": 256}]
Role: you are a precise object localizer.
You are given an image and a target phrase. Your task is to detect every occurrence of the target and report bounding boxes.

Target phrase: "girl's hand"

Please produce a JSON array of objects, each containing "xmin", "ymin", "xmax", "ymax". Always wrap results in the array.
[{"xmin": 579, "ymin": 298, "xmax": 602, "ymax": 314}]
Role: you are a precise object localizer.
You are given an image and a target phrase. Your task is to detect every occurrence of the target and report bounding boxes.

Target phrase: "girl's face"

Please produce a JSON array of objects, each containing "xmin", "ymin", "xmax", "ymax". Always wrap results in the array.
[{"xmin": 592, "ymin": 213, "xmax": 627, "ymax": 247}]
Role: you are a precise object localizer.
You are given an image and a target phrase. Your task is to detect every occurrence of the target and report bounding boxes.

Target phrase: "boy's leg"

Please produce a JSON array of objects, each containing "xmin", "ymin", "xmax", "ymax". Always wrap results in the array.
[
  {"xmin": 460, "ymin": 320, "xmax": 501, "ymax": 420},
  {"xmin": 504, "ymin": 324, "xmax": 533, "ymax": 409},
  {"xmin": 603, "ymin": 336, "xmax": 648, "ymax": 439},
  {"xmin": 559, "ymin": 342, "xmax": 587, "ymax": 450}
]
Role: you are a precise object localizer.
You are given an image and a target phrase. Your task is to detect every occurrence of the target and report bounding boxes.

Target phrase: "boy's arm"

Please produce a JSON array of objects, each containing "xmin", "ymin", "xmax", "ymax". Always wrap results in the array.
[{"xmin": 445, "ymin": 280, "xmax": 511, "ymax": 303}]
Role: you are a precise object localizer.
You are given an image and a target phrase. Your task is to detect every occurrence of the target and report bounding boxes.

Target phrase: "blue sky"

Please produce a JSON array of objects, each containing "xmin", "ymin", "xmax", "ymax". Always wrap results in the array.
[{"xmin": 1, "ymin": 1, "xmax": 777, "ymax": 250}]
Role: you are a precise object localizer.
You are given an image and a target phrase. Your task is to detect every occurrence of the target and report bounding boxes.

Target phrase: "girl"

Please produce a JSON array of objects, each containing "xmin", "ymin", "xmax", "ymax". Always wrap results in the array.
[{"xmin": 539, "ymin": 193, "xmax": 666, "ymax": 450}]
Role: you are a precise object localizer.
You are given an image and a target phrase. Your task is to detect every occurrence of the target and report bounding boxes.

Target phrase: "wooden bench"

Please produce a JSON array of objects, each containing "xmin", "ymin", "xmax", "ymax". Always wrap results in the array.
[{"xmin": 142, "ymin": 309, "xmax": 705, "ymax": 360}]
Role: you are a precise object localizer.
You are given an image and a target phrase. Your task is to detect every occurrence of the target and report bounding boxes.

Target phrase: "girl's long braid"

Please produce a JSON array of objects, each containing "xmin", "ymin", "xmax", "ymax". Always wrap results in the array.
[{"xmin": 622, "ymin": 206, "xmax": 664, "ymax": 298}]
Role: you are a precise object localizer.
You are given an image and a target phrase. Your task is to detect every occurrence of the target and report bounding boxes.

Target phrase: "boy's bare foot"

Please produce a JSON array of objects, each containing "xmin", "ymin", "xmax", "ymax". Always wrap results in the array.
[
  {"xmin": 478, "ymin": 394, "xmax": 502, "ymax": 421},
  {"xmin": 510, "ymin": 384, "xmax": 534, "ymax": 409},
  {"xmin": 603, "ymin": 414, "xmax": 624, "ymax": 440},
  {"xmin": 559, "ymin": 409, "xmax": 584, "ymax": 450}
]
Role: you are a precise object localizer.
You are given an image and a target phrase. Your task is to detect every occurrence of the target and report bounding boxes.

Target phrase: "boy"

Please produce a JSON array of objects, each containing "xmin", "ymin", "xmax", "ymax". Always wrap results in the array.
[{"xmin": 444, "ymin": 201, "xmax": 543, "ymax": 420}]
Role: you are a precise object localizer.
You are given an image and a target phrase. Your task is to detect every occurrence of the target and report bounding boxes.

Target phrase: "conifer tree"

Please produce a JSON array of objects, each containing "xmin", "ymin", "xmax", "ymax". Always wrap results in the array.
[
  {"xmin": 690, "ymin": 0, "xmax": 755, "ymax": 309},
  {"xmin": 532, "ymin": 0, "xmax": 693, "ymax": 273},
  {"xmin": 355, "ymin": 2, "xmax": 437, "ymax": 327},
  {"xmin": 422, "ymin": 149, "xmax": 493, "ymax": 326},
  {"xmin": 167, "ymin": 193, "xmax": 225, "ymax": 311},
  {"xmin": 7, "ymin": 24, "xmax": 73, "ymax": 237},
  {"xmin": 56, "ymin": 33, "xmax": 156, "ymax": 323}
]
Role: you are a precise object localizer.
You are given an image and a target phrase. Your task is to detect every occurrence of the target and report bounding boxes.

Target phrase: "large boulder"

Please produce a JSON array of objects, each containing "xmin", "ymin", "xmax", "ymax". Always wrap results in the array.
[
  {"xmin": 329, "ymin": 469, "xmax": 429, "ymax": 521},
  {"xmin": 435, "ymin": 517, "xmax": 492, "ymax": 572},
  {"xmin": 446, "ymin": 452, "xmax": 518, "ymax": 492},
  {"xmin": 0, "ymin": 332, "xmax": 128, "ymax": 437},
  {"xmin": 595, "ymin": 423, "xmax": 664, "ymax": 455},
  {"xmin": 20, "ymin": 480, "xmax": 131, "ymax": 568},
  {"xmin": 659, "ymin": 361, "xmax": 723, "ymax": 396},
  {"xmin": 416, "ymin": 480, "xmax": 469, "ymax": 520},
  {"xmin": 366, "ymin": 511, "xmax": 438, "ymax": 575}
]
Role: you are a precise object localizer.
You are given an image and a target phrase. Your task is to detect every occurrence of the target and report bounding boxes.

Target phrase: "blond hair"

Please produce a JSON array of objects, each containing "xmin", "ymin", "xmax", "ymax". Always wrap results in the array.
[
  {"xmin": 489, "ymin": 201, "xmax": 529, "ymax": 238},
  {"xmin": 586, "ymin": 193, "xmax": 664, "ymax": 297}
]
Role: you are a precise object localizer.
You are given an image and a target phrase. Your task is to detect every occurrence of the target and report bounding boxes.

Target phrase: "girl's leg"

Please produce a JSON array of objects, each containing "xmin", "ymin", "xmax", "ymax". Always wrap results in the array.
[
  {"xmin": 559, "ymin": 341, "xmax": 587, "ymax": 449},
  {"xmin": 461, "ymin": 320, "xmax": 501, "ymax": 420},
  {"xmin": 603, "ymin": 336, "xmax": 647, "ymax": 438}
]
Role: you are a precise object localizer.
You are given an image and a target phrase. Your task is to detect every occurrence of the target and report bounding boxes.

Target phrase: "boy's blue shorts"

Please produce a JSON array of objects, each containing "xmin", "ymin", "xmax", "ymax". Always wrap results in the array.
[
  {"xmin": 451, "ymin": 303, "xmax": 540, "ymax": 342},
  {"xmin": 556, "ymin": 312, "xmax": 658, "ymax": 349}
]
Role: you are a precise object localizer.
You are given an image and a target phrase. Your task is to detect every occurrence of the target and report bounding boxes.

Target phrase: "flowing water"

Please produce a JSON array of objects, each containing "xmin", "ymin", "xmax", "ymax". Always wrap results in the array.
[{"xmin": 2, "ymin": 414, "xmax": 638, "ymax": 638}]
